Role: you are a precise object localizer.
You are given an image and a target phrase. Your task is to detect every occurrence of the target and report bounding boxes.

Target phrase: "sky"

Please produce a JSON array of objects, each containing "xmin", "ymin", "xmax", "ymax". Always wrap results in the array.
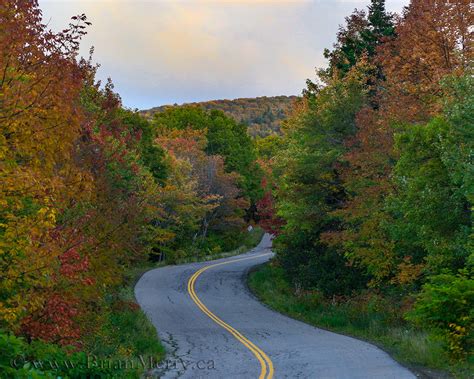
[{"xmin": 39, "ymin": 0, "xmax": 408, "ymax": 110}]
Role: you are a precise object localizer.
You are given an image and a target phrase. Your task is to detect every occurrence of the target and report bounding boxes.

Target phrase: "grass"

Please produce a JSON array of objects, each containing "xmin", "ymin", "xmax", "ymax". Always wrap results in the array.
[
  {"xmin": 84, "ymin": 271, "xmax": 166, "ymax": 378},
  {"xmin": 92, "ymin": 285, "xmax": 165, "ymax": 360},
  {"xmin": 248, "ymin": 264, "xmax": 473, "ymax": 379}
]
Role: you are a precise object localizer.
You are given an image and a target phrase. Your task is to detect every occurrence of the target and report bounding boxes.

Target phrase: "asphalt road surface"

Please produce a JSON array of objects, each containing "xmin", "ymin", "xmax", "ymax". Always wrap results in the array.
[{"xmin": 135, "ymin": 233, "xmax": 415, "ymax": 379}]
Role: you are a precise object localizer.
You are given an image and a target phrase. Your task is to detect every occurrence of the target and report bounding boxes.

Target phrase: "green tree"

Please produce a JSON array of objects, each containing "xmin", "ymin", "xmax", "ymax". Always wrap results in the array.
[
  {"xmin": 206, "ymin": 110, "xmax": 263, "ymax": 211},
  {"xmin": 406, "ymin": 270, "xmax": 473, "ymax": 358},
  {"xmin": 274, "ymin": 63, "xmax": 371, "ymax": 295},
  {"xmin": 390, "ymin": 117, "xmax": 471, "ymax": 277},
  {"xmin": 324, "ymin": 0, "xmax": 395, "ymax": 79},
  {"xmin": 120, "ymin": 110, "xmax": 168, "ymax": 184}
]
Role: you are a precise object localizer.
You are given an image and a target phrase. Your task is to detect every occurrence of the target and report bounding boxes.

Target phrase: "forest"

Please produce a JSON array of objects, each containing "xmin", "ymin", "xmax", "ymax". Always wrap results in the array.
[
  {"xmin": 0, "ymin": 0, "xmax": 473, "ymax": 377},
  {"xmin": 141, "ymin": 96, "xmax": 297, "ymax": 137}
]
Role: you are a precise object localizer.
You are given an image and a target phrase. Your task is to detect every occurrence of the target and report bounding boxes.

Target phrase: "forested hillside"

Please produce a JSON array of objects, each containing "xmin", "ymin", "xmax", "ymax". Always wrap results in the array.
[
  {"xmin": 254, "ymin": 0, "xmax": 473, "ymax": 374},
  {"xmin": 141, "ymin": 96, "xmax": 298, "ymax": 137}
]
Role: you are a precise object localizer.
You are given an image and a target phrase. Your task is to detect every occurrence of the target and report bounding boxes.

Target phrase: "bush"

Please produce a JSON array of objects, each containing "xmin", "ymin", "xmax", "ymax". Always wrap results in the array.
[
  {"xmin": 276, "ymin": 236, "xmax": 368, "ymax": 296},
  {"xmin": 406, "ymin": 270, "xmax": 474, "ymax": 359}
]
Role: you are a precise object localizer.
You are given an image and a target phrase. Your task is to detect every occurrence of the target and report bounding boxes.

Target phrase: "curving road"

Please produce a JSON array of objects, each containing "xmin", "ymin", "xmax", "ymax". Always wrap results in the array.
[{"xmin": 135, "ymin": 234, "xmax": 415, "ymax": 379}]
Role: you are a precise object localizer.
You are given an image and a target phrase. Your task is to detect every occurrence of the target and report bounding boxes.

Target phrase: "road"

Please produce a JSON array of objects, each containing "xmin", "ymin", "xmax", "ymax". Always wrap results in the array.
[{"xmin": 135, "ymin": 233, "xmax": 415, "ymax": 379}]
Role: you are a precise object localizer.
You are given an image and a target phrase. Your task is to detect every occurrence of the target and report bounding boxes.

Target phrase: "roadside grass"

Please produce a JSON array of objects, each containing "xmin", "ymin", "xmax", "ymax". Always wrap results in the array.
[
  {"xmin": 241, "ymin": 226, "xmax": 266, "ymax": 249},
  {"xmin": 248, "ymin": 264, "xmax": 473, "ymax": 379},
  {"xmin": 88, "ymin": 285, "xmax": 166, "ymax": 361},
  {"xmin": 84, "ymin": 271, "xmax": 166, "ymax": 378}
]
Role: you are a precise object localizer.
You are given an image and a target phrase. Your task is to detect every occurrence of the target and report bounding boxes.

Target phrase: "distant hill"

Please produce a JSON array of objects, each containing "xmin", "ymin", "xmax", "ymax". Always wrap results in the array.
[{"xmin": 141, "ymin": 95, "xmax": 299, "ymax": 137}]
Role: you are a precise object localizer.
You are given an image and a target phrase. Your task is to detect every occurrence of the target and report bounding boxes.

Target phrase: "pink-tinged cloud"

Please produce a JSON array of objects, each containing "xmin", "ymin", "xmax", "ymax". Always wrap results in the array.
[{"xmin": 39, "ymin": 0, "xmax": 408, "ymax": 109}]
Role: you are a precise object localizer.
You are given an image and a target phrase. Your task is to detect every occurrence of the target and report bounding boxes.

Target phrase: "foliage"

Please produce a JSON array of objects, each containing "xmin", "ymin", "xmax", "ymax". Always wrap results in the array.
[
  {"xmin": 256, "ymin": 176, "xmax": 284, "ymax": 235},
  {"xmin": 273, "ymin": 60, "xmax": 372, "ymax": 295},
  {"xmin": 155, "ymin": 126, "xmax": 248, "ymax": 259},
  {"xmin": 321, "ymin": 107, "xmax": 398, "ymax": 286},
  {"xmin": 0, "ymin": 0, "xmax": 94, "ymax": 332},
  {"xmin": 142, "ymin": 96, "xmax": 298, "ymax": 137},
  {"xmin": 0, "ymin": 331, "xmax": 133, "ymax": 378},
  {"xmin": 323, "ymin": 0, "xmax": 395, "ymax": 80},
  {"xmin": 255, "ymin": 135, "xmax": 285, "ymax": 161},
  {"xmin": 391, "ymin": 117, "xmax": 471, "ymax": 277},
  {"xmin": 406, "ymin": 271, "xmax": 473, "ymax": 360},
  {"xmin": 153, "ymin": 106, "xmax": 262, "ymax": 219},
  {"xmin": 254, "ymin": 136, "xmax": 286, "ymax": 234},
  {"xmin": 377, "ymin": 0, "xmax": 472, "ymax": 122},
  {"xmin": 0, "ymin": 281, "xmax": 164, "ymax": 378}
]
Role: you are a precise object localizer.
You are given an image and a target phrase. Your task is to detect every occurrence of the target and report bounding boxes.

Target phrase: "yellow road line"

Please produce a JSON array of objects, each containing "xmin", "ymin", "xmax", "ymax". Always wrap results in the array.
[{"xmin": 187, "ymin": 253, "xmax": 274, "ymax": 379}]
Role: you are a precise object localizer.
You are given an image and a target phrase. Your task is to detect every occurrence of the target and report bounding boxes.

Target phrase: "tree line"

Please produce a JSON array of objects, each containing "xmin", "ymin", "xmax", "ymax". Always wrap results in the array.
[{"xmin": 142, "ymin": 95, "xmax": 297, "ymax": 138}]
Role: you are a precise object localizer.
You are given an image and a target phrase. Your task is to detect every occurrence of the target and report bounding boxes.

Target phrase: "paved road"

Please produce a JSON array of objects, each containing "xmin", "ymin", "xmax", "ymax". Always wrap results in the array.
[{"xmin": 135, "ymin": 234, "xmax": 415, "ymax": 379}]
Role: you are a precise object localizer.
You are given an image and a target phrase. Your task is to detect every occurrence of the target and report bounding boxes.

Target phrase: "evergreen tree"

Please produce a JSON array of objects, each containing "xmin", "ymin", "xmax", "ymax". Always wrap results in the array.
[
  {"xmin": 364, "ymin": 0, "xmax": 395, "ymax": 57},
  {"xmin": 324, "ymin": 0, "xmax": 395, "ymax": 79}
]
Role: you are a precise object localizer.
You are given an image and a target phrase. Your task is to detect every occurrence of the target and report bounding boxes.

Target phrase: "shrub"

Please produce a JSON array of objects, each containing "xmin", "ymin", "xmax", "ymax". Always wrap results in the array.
[{"xmin": 406, "ymin": 270, "xmax": 474, "ymax": 359}]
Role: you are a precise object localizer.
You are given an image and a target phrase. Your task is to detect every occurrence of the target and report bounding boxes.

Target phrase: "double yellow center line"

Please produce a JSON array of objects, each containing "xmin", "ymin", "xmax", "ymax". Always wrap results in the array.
[{"xmin": 187, "ymin": 253, "xmax": 274, "ymax": 379}]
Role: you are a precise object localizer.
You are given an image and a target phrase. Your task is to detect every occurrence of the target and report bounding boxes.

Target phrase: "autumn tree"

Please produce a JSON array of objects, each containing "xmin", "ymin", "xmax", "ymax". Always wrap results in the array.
[
  {"xmin": 156, "ymin": 127, "xmax": 248, "ymax": 255},
  {"xmin": 378, "ymin": 0, "xmax": 473, "ymax": 122},
  {"xmin": 322, "ymin": 0, "xmax": 473, "ymax": 288},
  {"xmin": 153, "ymin": 106, "xmax": 262, "ymax": 220},
  {"xmin": 323, "ymin": 0, "xmax": 395, "ymax": 80},
  {"xmin": 0, "ymin": 0, "xmax": 171, "ymax": 345},
  {"xmin": 273, "ymin": 61, "xmax": 372, "ymax": 295},
  {"xmin": 0, "ymin": 0, "xmax": 93, "ymax": 331}
]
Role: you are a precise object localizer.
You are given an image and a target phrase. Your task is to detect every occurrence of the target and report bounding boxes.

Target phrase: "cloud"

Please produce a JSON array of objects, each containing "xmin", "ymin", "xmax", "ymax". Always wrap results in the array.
[{"xmin": 39, "ymin": 0, "xmax": 407, "ymax": 109}]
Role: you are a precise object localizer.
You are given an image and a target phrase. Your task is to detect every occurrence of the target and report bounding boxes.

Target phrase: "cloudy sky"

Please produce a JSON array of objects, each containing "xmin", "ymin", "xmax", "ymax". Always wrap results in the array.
[{"xmin": 39, "ymin": 0, "xmax": 408, "ymax": 110}]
